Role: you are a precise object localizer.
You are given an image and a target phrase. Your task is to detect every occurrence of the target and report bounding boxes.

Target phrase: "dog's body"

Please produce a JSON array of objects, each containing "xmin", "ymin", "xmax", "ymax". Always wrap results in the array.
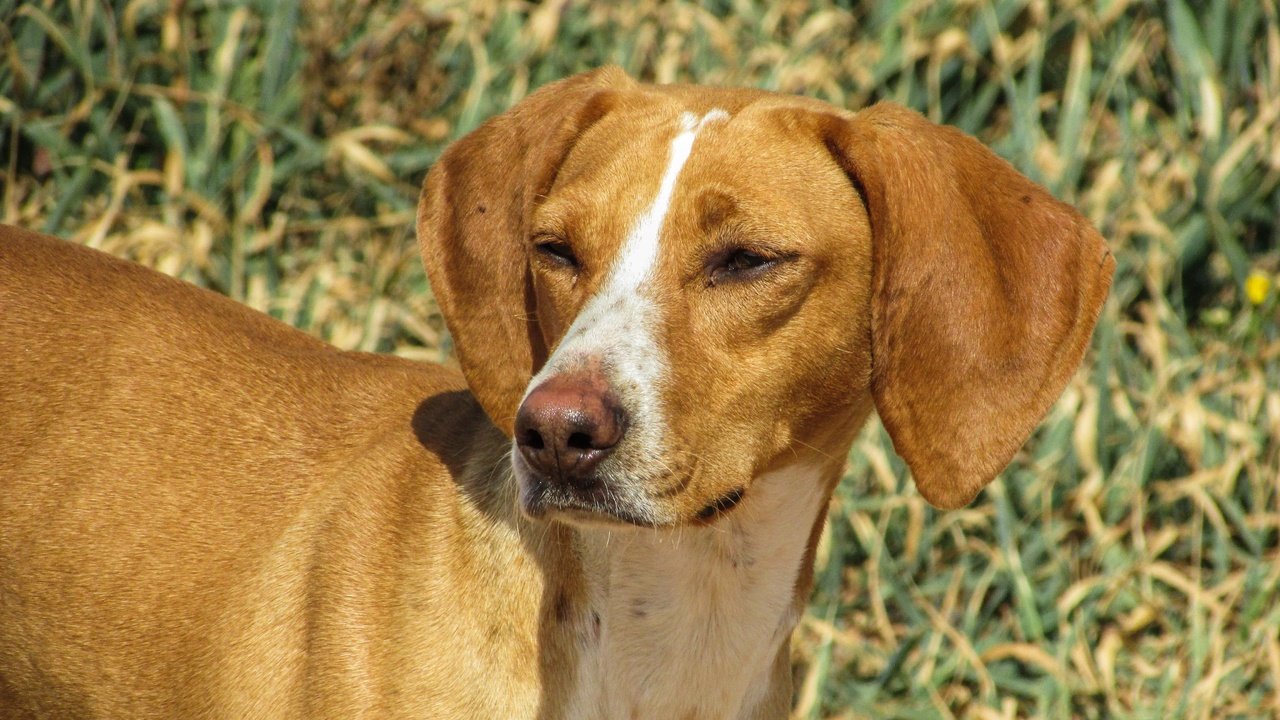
[{"xmin": 0, "ymin": 67, "xmax": 1113, "ymax": 719}]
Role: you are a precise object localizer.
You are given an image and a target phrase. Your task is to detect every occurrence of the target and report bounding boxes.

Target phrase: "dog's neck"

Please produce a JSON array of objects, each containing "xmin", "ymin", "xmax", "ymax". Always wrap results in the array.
[{"xmin": 548, "ymin": 464, "xmax": 832, "ymax": 720}]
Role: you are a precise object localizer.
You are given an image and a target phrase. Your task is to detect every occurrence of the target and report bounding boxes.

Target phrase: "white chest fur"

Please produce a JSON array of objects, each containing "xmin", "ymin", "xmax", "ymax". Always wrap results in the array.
[{"xmin": 564, "ymin": 464, "xmax": 827, "ymax": 719}]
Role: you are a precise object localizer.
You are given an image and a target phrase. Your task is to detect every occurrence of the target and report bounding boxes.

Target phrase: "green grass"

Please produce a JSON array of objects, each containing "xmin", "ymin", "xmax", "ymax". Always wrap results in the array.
[{"xmin": 2, "ymin": 1, "xmax": 1278, "ymax": 717}]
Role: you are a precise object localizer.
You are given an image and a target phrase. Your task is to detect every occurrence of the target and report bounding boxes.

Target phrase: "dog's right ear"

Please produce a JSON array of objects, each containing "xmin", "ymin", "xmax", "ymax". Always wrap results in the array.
[{"xmin": 417, "ymin": 67, "xmax": 631, "ymax": 436}]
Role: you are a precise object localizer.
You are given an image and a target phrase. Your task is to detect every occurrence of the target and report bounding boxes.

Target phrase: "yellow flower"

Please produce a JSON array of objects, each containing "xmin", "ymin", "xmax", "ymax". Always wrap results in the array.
[{"xmin": 1245, "ymin": 271, "xmax": 1272, "ymax": 306}]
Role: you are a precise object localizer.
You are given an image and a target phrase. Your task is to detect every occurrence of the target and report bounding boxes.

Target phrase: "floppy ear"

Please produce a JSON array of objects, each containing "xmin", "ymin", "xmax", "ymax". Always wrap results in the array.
[
  {"xmin": 826, "ymin": 103, "xmax": 1114, "ymax": 508},
  {"xmin": 417, "ymin": 66, "xmax": 632, "ymax": 435}
]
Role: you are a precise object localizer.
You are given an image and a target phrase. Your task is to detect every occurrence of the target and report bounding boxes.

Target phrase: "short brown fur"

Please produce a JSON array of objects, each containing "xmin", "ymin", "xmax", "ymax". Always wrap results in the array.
[{"xmin": 0, "ymin": 66, "xmax": 1111, "ymax": 718}]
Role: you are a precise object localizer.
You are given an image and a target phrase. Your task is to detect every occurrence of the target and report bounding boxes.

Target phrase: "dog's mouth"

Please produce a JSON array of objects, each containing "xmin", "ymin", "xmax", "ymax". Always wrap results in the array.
[
  {"xmin": 694, "ymin": 486, "xmax": 746, "ymax": 522},
  {"xmin": 519, "ymin": 476, "xmax": 661, "ymax": 528},
  {"xmin": 516, "ymin": 465, "xmax": 749, "ymax": 529},
  {"xmin": 513, "ymin": 453, "xmax": 688, "ymax": 528}
]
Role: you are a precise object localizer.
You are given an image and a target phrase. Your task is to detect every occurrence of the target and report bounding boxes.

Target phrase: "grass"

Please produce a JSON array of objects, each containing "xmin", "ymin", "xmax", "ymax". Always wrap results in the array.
[{"xmin": 2, "ymin": 0, "xmax": 1278, "ymax": 717}]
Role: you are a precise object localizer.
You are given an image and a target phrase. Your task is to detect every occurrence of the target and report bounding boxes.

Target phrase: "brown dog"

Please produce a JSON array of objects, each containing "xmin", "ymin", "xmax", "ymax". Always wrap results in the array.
[{"xmin": 0, "ymin": 66, "xmax": 1112, "ymax": 718}]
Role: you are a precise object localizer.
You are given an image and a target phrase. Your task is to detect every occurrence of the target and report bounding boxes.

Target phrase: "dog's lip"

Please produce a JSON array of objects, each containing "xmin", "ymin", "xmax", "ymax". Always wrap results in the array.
[
  {"xmin": 694, "ymin": 486, "xmax": 746, "ymax": 522},
  {"xmin": 521, "ymin": 488, "xmax": 659, "ymax": 529},
  {"xmin": 512, "ymin": 451, "xmax": 737, "ymax": 528},
  {"xmin": 543, "ymin": 504, "xmax": 656, "ymax": 529},
  {"xmin": 515, "ymin": 462, "xmax": 664, "ymax": 528}
]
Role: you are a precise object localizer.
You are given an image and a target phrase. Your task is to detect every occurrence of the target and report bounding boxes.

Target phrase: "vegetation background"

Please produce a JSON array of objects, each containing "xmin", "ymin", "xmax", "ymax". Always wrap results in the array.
[{"xmin": 2, "ymin": 0, "xmax": 1277, "ymax": 717}]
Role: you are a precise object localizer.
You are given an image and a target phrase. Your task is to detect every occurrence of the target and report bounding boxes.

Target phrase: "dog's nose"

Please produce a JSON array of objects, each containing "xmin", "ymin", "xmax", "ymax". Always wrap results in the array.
[{"xmin": 515, "ymin": 372, "xmax": 625, "ymax": 489}]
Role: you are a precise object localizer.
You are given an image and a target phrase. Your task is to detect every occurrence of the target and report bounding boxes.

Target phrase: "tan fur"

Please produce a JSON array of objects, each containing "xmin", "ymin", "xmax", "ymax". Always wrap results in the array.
[{"xmin": 0, "ymin": 67, "xmax": 1112, "ymax": 719}]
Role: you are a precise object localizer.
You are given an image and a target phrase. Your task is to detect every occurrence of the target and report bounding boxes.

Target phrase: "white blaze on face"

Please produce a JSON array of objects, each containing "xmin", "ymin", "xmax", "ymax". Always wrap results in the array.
[
  {"xmin": 609, "ymin": 109, "xmax": 729, "ymax": 290},
  {"xmin": 523, "ymin": 109, "xmax": 729, "ymax": 486}
]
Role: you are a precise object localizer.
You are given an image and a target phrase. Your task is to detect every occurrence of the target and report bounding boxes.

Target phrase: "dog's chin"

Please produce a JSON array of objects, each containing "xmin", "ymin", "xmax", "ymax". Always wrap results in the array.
[
  {"xmin": 538, "ymin": 504, "xmax": 655, "ymax": 529},
  {"xmin": 514, "ymin": 464, "xmax": 752, "ymax": 529},
  {"xmin": 515, "ymin": 469, "xmax": 670, "ymax": 529},
  {"xmin": 519, "ymin": 484, "xmax": 661, "ymax": 529}
]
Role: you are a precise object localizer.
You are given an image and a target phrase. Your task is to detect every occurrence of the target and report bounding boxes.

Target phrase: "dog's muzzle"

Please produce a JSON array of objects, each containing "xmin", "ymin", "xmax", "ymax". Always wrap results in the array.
[{"xmin": 513, "ymin": 368, "xmax": 637, "ymax": 519}]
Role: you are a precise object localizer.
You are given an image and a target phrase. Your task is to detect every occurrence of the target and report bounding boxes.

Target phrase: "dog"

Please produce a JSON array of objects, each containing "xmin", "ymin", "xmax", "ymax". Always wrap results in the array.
[{"xmin": 0, "ymin": 66, "xmax": 1113, "ymax": 719}]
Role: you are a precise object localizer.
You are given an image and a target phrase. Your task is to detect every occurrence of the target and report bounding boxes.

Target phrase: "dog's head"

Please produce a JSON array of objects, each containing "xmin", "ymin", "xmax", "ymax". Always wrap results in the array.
[{"xmin": 418, "ymin": 67, "xmax": 1112, "ymax": 527}]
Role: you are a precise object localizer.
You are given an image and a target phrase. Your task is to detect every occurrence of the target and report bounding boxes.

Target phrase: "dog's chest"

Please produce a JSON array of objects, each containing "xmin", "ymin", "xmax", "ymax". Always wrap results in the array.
[{"xmin": 562, "ymin": 465, "xmax": 825, "ymax": 719}]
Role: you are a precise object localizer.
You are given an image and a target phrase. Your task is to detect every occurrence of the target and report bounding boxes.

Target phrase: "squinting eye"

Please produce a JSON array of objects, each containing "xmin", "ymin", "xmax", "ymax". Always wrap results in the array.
[
  {"xmin": 724, "ymin": 250, "xmax": 769, "ymax": 273},
  {"xmin": 708, "ymin": 247, "xmax": 778, "ymax": 285},
  {"xmin": 535, "ymin": 238, "xmax": 578, "ymax": 269}
]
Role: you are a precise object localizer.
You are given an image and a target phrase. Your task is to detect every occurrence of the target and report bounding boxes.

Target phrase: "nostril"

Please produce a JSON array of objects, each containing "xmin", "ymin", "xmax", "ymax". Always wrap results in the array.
[
  {"xmin": 566, "ymin": 432, "xmax": 593, "ymax": 451},
  {"xmin": 520, "ymin": 428, "xmax": 545, "ymax": 450}
]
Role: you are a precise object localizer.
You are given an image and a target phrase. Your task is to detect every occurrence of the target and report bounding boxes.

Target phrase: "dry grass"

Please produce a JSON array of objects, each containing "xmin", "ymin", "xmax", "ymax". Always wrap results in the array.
[{"xmin": 2, "ymin": 1, "xmax": 1278, "ymax": 717}]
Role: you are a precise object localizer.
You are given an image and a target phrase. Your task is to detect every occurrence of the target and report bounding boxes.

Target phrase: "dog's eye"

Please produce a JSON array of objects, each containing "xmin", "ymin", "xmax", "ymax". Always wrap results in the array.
[
  {"xmin": 535, "ymin": 238, "xmax": 578, "ymax": 269},
  {"xmin": 708, "ymin": 247, "xmax": 777, "ymax": 285},
  {"xmin": 724, "ymin": 250, "xmax": 769, "ymax": 272}
]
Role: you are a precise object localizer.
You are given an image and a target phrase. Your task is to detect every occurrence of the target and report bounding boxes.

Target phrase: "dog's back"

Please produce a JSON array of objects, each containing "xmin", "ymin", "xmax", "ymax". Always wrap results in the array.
[{"xmin": 0, "ymin": 228, "xmax": 532, "ymax": 717}]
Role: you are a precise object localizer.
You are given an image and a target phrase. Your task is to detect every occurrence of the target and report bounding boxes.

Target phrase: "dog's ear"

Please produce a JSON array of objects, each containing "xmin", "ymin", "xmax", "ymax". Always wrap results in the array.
[
  {"xmin": 417, "ymin": 67, "xmax": 631, "ymax": 436},
  {"xmin": 824, "ymin": 103, "xmax": 1114, "ymax": 508}
]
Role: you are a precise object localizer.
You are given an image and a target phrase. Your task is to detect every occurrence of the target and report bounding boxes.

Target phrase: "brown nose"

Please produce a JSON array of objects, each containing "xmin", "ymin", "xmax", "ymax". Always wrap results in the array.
[{"xmin": 515, "ymin": 371, "xmax": 626, "ymax": 489}]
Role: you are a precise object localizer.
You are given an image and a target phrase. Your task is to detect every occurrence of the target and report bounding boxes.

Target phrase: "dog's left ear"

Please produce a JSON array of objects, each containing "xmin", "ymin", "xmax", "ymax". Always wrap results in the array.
[
  {"xmin": 822, "ymin": 103, "xmax": 1114, "ymax": 508},
  {"xmin": 417, "ymin": 67, "xmax": 631, "ymax": 435}
]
